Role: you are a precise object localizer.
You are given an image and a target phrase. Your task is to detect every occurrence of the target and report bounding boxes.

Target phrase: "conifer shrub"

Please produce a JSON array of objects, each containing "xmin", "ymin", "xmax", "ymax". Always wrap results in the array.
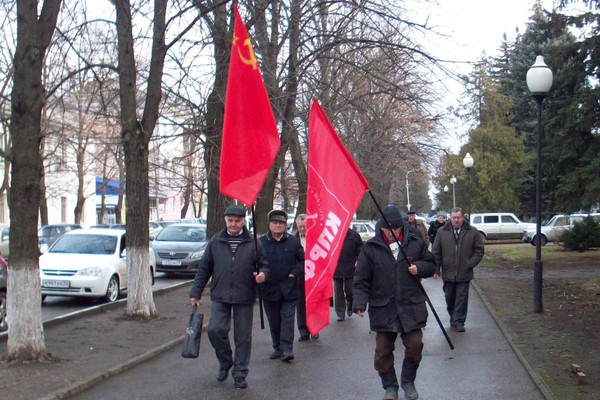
[{"xmin": 559, "ymin": 216, "xmax": 600, "ymax": 251}]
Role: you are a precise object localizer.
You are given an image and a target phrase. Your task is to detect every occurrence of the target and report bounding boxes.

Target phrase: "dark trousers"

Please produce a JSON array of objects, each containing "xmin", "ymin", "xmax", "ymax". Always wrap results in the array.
[
  {"xmin": 333, "ymin": 277, "xmax": 353, "ymax": 318},
  {"xmin": 296, "ymin": 274, "xmax": 309, "ymax": 337},
  {"xmin": 207, "ymin": 301, "xmax": 253, "ymax": 379},
  {"xmin": 442, "ymin": 280, "xmax": 471, "ymax": 326},
  {"xmin": 374, "ymin": 330, "xmax": 423, "ymax": 389},
  {"xmin": 264, "ymin": 298, "xmax": 297, "ymax": 354}
]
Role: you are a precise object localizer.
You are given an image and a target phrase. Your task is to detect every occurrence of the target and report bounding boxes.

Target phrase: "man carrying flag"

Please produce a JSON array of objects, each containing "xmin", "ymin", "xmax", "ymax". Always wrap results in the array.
[
  {"xmin": 353, "ymin": 205, "xmax": 436, "ymax": 400},
  {"xmin": 190, "ymin": 4, "xmax": 279, "ymax": 390},
  {"xmin": 304, "ymin": 100, "xmax": 369, "ymax": 335}
]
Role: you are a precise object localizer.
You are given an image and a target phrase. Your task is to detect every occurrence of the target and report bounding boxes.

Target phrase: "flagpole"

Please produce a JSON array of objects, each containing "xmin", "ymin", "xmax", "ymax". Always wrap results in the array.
[
  {"xmin": 367, "ymin": 191, "xmax": 454, "ymax": 350},
  {"xmin": 250, "ymin": 205, "xmax": 265, "ymax": 330}
]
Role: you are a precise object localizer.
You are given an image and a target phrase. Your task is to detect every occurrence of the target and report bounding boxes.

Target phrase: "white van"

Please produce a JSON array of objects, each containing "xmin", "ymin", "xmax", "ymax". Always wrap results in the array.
[{"xmin": 470, "ymin": 212, "xmax": 535, "ymax": 240}]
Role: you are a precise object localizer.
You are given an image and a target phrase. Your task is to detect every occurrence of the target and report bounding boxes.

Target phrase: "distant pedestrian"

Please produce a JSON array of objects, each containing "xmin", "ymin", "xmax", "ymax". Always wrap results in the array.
[
  {"xmin": 333, "ymin": 227, "xmax": 363, "ymax": 321},
  {"xmin": 189, "ymin": 204, "xmax": 269, "ymax": 389},
  {"xmin": 427, "ymin": 211, "xmax": 446, "ymax": 244},
  {"xmin": 294, "ymin": 214, "xmax": 319, "ymax": 341},
  {"xmin": 432, "ymin": 207, "xmax": 484, "ymax": 332},
  {"xmin": 259, "ymin": 209, "xmax": 304, "ymax": 362},
  {"xmin": 354, "ymin": 205, "xmax": 436, "ymax": 400},
  {"xmin": 406, "ymin": 210, "xmax": 429, "ymax": 246}
]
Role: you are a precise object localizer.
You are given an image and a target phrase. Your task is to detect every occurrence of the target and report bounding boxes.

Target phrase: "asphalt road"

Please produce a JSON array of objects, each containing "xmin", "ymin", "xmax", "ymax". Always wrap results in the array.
[{"xmin": 66, "ymin": 278, "xmax": 547, "ymax": 400}]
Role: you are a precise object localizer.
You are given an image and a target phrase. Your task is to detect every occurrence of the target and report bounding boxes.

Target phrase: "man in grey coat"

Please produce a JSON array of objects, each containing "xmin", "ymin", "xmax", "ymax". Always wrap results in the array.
[
  {"xmin": 432, "ymin": 207, "xmax": 485, "ymax": 332},
  {"xmin": 189, "ymin": 204, "xmax": 269, "ymax": 389},
  {"xmin": 354, "ymin": 205, "xmax": 436, "ymax": 400}
]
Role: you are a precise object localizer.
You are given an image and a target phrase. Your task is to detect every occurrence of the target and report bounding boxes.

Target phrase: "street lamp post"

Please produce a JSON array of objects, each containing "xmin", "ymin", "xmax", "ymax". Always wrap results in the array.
[
  {"xmin": 527, "ymin": 55, "xmax": 553, "ymax": 313},
  {"xmin": 443, "ymin": 185, "xmax": 449, "ymax": 209},
  {"xmin": 406, "ymin": 170, "xmax": 414, "ymax": 211},
  {"xmin": 462, "ymin": 153, "xmax": 474, "ymax": 219},
  {"xmin": 450, "ymin": 175, "xmax": 457, "ymax": 208}
]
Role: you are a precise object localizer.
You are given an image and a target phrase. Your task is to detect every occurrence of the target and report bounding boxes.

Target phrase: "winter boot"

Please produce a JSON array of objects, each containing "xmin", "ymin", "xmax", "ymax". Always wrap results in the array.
[
  {"xmin": 400, "ymin": 361, "xmax": 419, "ymax": 400},
  {"xmin": 379, "ymin": 367, "xmax": 399, "ymax": 400}
]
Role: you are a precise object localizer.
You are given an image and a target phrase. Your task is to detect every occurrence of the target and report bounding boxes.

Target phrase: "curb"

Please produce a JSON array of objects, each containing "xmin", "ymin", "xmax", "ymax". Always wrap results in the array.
[
  {"xmin": 471, "ymin": 280, "xmax": 556, "ymax": 400},
  {"xmin": 0, "ymin": 281, "xmax": 193, "ymax": 342}
]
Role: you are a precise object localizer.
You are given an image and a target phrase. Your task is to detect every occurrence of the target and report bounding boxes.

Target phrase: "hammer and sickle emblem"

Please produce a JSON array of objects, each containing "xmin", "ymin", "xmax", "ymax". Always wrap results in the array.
[{"xmin": 237, "ymin": 38, "xmax": 258, "ymax": 70}]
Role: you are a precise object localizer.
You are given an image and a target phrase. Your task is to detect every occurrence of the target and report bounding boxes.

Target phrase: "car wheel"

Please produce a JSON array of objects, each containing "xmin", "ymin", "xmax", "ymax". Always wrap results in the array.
[
  {"xmin": 0, "ymin": 290, "xmax": 7, "ymax": 332},
  {"xmin": 150, "ymin": 267, "xmax": 155, "ymax": 286},
  {"xmin": 41, "ymin": 295, "xmax": 46, "ymax": 302},
  {"xmin": 104, "ymin": 275, "xmax": 120, "ymax": 303},
  {"xmin": 540, "ymin": 235, "xmax": 548, "ymax": 246}
]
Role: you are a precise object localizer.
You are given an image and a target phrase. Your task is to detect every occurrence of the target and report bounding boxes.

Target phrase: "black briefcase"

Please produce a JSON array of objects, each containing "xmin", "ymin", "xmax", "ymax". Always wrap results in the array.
[{"xmin": 181, "ymin": 305, "xmax": 204, "ymax": 358}]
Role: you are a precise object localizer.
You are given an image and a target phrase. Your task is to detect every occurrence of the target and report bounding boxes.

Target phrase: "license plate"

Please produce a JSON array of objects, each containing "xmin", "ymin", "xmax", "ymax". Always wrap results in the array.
[
  {"xmin": 161, "ymin": 260, "xmax": 182, "ymax": 266},
  {"xmin": 43, "ymin": 279, "xmax": 70, "ymax": 288}
]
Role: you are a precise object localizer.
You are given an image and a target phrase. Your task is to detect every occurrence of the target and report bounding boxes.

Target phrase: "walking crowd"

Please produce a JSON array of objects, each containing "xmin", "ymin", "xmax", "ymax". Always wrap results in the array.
[{"xmin": 189, "ymin": 204, "xmax": 484, "ymax": 400}]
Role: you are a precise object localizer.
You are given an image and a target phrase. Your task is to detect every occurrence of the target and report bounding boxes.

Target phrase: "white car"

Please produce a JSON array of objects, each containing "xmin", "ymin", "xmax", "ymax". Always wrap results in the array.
[
  {"xmin": 470, "ymin": 212, "xmax": 535, "ymax": 240},
  {"xmin": 350, "ymin": 220, "xmax": 376, "ymax": 242},
  {"xmin": 40, "ymin": 228, "xmax": 155, "ymax": 303},
  {"xmin": 522, "ymin": 213, "xmax": 591, "ymax": 246}
]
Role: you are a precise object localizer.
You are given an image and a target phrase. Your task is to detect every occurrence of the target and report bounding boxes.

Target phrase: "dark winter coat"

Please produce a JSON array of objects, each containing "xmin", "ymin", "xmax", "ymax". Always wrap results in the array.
[
  {"xmin": 353, "ymin": 219, "xmax": 436, "ymax": 333},
  {"xmin": 190, "ymin": 227, "xmax": 269, "ymax": 304},
  {"xmin": 428, "ymin": 220, "xmax": 445, "ymax": 244},
  {"xmin": 431, "ymin": 220, "xmax": 485, "ymax": 282},
  {"xmin": 333, "ymin": 228, "xmax": 363, "ymax": 279},
  {"xmin": 259, "ymin": 232, "xmax": 304, "ymax": 301}
]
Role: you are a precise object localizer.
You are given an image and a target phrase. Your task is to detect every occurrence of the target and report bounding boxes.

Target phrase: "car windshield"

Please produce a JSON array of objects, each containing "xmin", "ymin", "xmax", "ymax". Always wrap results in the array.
[
  {"xmin": 156, "ymin": 226, "xmax": 206, "ymax": 242},
  {"xmin": 50, "ymin": 234, "xmax": 117, "ymax": 255}
]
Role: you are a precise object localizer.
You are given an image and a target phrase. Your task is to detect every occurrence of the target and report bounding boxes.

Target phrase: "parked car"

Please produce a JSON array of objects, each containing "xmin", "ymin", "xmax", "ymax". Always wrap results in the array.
[
  {"xmin": 470, "ymin": 212, "xmax": 535, "ymax": 240},
  {"xmin": 0, "ymin": 255, "xmax": 7, "ymax": 332},
  {"xmin": 40, "ymin": 228, "xmax": 155, "ymax": 303},
  {"xmin": 149, "ymin": 221, "xmax": 163, "ymax": 240},
  {"xmin": 0, "ymin": 225, "xmax": 9, "ymax": 259},
  {"xmin": 522, "ymin": 213, "xmax": 596, "ymax": 245},
  {"xmin": 350, "ymin": 220, "xmax": 376, "ymax": 242},
  {"xmin": 38, "ymin": 223, "xmax": 83, "ymax": 253},
  {"xmin": 157, "ymin": 220, "xmax": 179, "ymax": 228},
  {"xmin": 151, "ymin": 223, "xmax": 207, "ymax": 274},
  {"xmin": 179, "ymin": 218, "xmax": 207, "ymax": 224}
]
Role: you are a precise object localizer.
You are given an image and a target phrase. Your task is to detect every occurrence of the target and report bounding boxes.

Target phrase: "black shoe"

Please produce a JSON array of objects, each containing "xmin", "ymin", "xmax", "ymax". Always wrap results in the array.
[
  {"xmin": 234, "ymin": 377, "xmax": 248, "ymax": 389},
  {"xmin": 298, "ymin": 334, "xmax": 310, "ymax": 342},
  {"xmin": 282, "ymin": 353, "xmax": 295, "ymax": 362},
  {"xmin": 269, "ymin": 350, "xmax": 283, "ymax": 359},
  {"xmin": 310, "ymin": 333, "xmax": 319, "ymax": 340},
  {"xmin": 455, "ymin": 324, "xmax": 465, "ymax": 332},
  {"xmin": 347, "ymin": 309, "xmax": 353, "ymax": 317},
  {"xmin": 337, "ymin": 315, "xmax": 345, "ymax": 321},
  {"xmin": 400, "ymin": 382, "xmax": 419, "ymax": 400},
  {"xmin": 216, "ymin": 366, "xmax": 230, "ymax": 382}
]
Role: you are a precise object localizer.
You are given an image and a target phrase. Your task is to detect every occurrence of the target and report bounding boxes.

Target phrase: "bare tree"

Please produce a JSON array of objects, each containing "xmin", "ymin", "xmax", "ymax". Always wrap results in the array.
[{"xmin": 7, "ymin": 0, "xmax": 62, "ymax": 362}]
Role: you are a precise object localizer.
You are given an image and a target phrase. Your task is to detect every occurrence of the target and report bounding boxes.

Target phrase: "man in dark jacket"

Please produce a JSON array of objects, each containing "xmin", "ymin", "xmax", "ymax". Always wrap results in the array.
[
  {"xmin": 354, "ymin": 205, "xmax": 436, "ymax": 400},
  {"xmin": 333, "ymin": 227, "xmax": 363, "ymax": 321},
  {"xmin": 428, "ymin": 211, "xmax": 446, "ymax": 244},
  {"xmin": 432, "ymin": 207, "xmax": 484, "ymax": 333},
  {"xmin": 189, "ymin": 204, "xmax": 269, "ymax": 389},
  {"xmin": 259, "ymin": 209, "xmax": 304, "ymax": 362}
]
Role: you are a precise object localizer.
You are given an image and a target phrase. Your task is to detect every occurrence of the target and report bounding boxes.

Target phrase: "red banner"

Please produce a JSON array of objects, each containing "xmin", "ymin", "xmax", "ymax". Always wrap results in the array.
[
  {"xmin": 220, "ymin": 4, "xmax": 280, "ymax": 206},
  {"xmin": 305, "ymin": 99, "xmax": 369, "ymax": 334}
]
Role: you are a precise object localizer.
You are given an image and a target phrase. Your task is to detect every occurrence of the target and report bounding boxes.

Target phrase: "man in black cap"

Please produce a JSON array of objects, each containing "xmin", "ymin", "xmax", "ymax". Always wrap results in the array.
[
  {"xmin": 259, "ymin": 209, "xmax": 304, "ymax": 362},
  {"xmin": 353, "ymin": 205, "xmax": 436, "ymax": 400},
  {"xmin": 190, "ymin": 204, "xmax": 269, "ymax": 389}
]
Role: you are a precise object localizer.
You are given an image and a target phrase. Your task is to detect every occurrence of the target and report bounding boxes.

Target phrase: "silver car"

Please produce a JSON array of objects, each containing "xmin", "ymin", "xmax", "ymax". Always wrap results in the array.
[
  {"xmin": 151, "ymin": 224, "xmax": 207, "ymax": 274},
  {"xmin": 522, "ymin": 213, "xmax": 588, "ymax": 246},
  {"xmin": 350, "ymin": 220, "xmax": 376, "ymax": 242}
]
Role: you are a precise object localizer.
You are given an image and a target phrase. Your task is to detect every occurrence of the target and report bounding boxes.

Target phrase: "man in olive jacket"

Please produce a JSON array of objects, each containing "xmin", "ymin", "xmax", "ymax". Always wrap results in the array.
[
  {"xmin": 432, "ymin": 207, "xmax": 484, "ymax": 333},
  {"xmin": 189, "ymin": 205, "xmax": 269, "ymax": 389},
  {"xmin": 353, "ymin": 205, "xmax": 436, "ymax": 400}
]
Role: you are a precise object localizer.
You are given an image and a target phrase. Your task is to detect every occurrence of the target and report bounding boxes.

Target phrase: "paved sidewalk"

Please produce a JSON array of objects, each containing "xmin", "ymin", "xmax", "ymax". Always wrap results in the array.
[{"xmin": 1, "ymin": 278, "xmax": 550, "ymax": 400}]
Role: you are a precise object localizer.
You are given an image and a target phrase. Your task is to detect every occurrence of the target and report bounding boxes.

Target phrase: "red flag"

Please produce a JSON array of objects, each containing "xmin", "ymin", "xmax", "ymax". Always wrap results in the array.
[
  {"xmin": 305, "ymin": 99, "xmax": 369, "ymax": 334},
  {"xmin": 220, "ymin": 5, "xmax": 280, "ymax": 206}
]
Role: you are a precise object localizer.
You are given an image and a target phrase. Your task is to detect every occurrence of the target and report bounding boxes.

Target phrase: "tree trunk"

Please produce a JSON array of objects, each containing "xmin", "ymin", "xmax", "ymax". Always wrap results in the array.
[
  {"xmin": 202, "ymin": 2, "xmax": 231, "ymax": 238},
  {"xmin": 114, "ymin": 0, "xmax": 168, "ymax": 318},
  {"xmin": 7, "ymin": 0, "xmax": 62, "ymax": 362}
]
